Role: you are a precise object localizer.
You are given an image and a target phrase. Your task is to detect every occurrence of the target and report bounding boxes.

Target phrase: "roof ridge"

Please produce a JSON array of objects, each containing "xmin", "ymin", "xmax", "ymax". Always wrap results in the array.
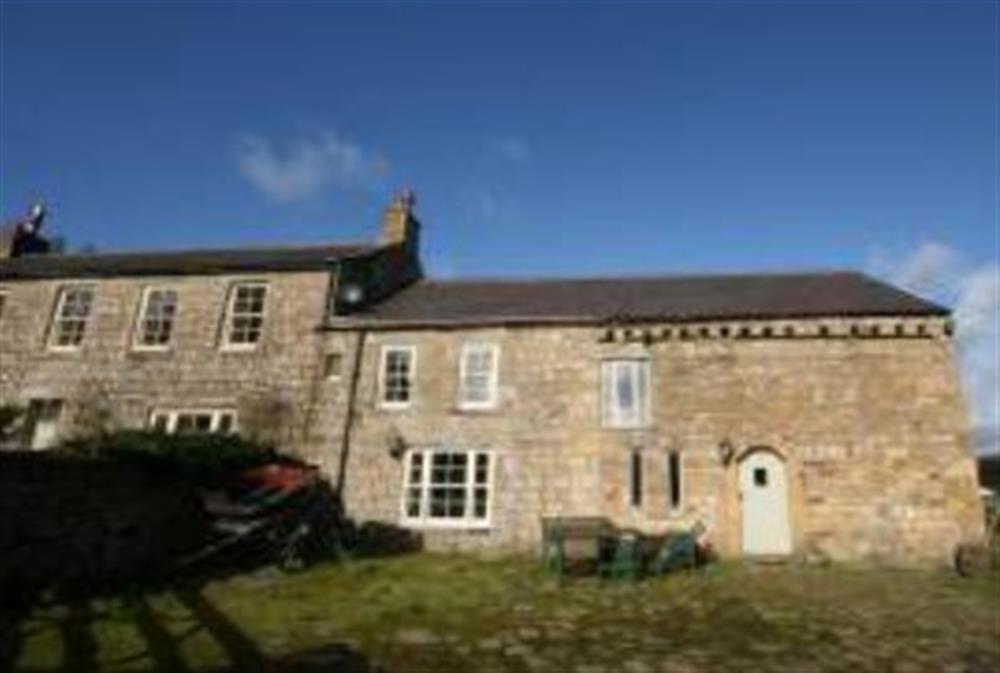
[
  {"xmin": 418, "ymin": 269, "xmax": 862, "ymax": 286},
  {"xmin": 9, "ymin": 240, "xmax": 374, "ymax": 261}
]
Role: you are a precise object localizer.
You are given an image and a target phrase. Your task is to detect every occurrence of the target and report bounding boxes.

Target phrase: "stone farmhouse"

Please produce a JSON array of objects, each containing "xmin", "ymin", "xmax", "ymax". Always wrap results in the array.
[{"xmin": 0, "ymin": 196, "xmax": 983, "ymax": 563}]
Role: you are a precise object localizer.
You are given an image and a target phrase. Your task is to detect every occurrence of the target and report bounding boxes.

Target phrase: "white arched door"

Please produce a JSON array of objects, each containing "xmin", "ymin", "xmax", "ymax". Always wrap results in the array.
[{"xmin": 739, "ymin": 450, "xmax": 792, "ymax": 556}]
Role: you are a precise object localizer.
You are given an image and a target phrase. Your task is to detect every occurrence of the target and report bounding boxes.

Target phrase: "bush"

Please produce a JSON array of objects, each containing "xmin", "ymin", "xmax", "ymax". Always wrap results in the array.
[{"xmin": 62, "ymin": 430, "xmax": 282, "ymax": 486}]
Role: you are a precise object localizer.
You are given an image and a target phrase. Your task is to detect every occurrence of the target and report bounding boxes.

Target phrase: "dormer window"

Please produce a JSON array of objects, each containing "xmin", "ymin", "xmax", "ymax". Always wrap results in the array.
[
  {"xmin": 224, "ymin": 282, "xmax": 268, "ymax": 349},
  {"xmin": 49, "ymin": 286, "xmax": 95, "ymax": 350}
]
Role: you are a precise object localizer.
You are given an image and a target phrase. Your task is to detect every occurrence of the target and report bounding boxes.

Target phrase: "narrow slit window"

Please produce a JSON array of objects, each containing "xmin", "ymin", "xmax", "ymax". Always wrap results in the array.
[
  {"xmin": 667, "ymin": 451, "xmax": 682, "ymax": 511},
  {"xmin": 630, "ymin": 450, "xmax": 643, "ymax": 508}
]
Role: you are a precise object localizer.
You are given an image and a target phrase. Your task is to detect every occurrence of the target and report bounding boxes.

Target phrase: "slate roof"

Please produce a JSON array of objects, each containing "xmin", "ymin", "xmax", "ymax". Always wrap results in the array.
[
  {"xmin": 337, "ymin": 271, "xmax": 948, "ymax": 327},
  {"xmin": 0, "ymin": 243, "xmax": 373, "ymax": 280}
]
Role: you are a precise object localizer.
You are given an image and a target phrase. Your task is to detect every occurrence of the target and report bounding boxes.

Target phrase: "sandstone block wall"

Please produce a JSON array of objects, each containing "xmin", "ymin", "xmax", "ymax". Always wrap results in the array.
[
  {"xmin": 324, "ymin": 318, "xmax": 983, "ymax": 564},
  {"xmin": 0, "ymin": 271, "xmax": 335, "ymax": 460},
  {"xmin": 0, "ymin": 270, "xmax": 983, "ymax": 564}
]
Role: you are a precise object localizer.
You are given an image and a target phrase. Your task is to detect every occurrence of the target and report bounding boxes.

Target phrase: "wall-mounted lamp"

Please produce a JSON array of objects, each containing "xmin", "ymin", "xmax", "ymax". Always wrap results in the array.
[
  {"xmin": 386, "ymin": 428, "xmax": 407, "ymax": 461},
  {"xmin": 717, "ymin": 438, "xmax": 735, "ymax": 465}
]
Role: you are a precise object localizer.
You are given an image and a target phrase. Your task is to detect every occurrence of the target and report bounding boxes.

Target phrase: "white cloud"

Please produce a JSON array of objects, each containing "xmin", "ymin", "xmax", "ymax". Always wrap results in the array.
[
  {"xmin": 872, "ymin": 242, "xmax": 999, "ymax": 455},
  {"xmin": 486, "ymin": 136, "xmax": 531, "ymax": 163},
  {"xmin": 237, "ymin": 131, "xmax": 387, "ymax": 202}
]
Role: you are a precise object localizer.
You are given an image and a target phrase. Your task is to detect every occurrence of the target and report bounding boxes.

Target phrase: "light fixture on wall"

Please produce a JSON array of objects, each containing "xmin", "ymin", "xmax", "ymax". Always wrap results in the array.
[
  {"xmin": 386, "ymin": 428, "xmax": 407, "ymax": 461},
  {"xmin": 717, "ymin": 438, "xmax": 735, "ymax": 465}
]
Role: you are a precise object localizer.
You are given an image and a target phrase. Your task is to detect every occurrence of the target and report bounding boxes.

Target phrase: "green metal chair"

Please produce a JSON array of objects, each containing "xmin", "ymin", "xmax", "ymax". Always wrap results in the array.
[
  {"xmin": 599, "ymin": 528, "xmax": 643, "ymax": 581},
  {"xmin": 649, "ymin": 521, "xmax": 705, "ymax": 575}
]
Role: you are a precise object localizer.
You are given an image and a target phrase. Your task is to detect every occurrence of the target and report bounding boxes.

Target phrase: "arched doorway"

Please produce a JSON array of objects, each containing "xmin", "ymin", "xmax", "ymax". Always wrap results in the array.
[{"xmin": 739, "ymin": 449, "xmax": 791, "ymax": 556}]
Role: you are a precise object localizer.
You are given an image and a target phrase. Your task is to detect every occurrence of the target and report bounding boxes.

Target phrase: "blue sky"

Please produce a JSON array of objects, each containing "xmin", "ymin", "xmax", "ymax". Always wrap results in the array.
[{"xmin": 1, "ymin": 1, "xmax": 998, "ymax": 448}]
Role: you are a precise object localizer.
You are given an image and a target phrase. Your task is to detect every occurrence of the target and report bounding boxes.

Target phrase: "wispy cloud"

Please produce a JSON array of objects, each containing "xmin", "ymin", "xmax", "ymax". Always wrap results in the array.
[
  {"xmin": 871, "ymin": 242, "xmax": 999, "ymax": 455},
  {"xmin": 237, "ymin": 131, "xmax": 388, "ymax": 202},
  {"xmin": 486, "ymin": 136, "xmax": 531, "ymax": 163}
]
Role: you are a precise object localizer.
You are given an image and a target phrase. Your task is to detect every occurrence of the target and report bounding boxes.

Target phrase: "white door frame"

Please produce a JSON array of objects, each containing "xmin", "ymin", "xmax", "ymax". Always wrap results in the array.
[{"xmin": 739, "ymin": 448, "xmax": 792, "ymax": 556}]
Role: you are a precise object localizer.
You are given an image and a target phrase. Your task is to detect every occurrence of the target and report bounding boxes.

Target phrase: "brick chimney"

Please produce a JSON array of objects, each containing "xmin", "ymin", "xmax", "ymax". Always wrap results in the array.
[{"xmin": 379, "ymin": 189, "xmax": 420, "ymax": 254}]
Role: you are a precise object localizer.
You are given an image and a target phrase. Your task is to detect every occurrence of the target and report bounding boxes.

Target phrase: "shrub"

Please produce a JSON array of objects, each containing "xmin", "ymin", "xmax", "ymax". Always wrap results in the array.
[{"xmin": 62, "ymin": 430, "xmax": 282, "ymax": 486}]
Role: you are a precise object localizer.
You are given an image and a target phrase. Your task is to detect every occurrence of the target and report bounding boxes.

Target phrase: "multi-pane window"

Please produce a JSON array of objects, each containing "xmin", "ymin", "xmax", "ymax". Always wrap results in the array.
[
  {"xmin": 380, "ymin": 346, "xmax": 415, "ymax": 407},
  {"xmin": 50, "ymin": 286, "xmax": 95, "ymax": 349},
  {"xmin": 602, "ymin": 359, "xmax": 651, "ymax": 428},
  {"xmin": 135, "ymin": 288, "xmax": 178, "ymax": 348},
  {"xmin": 225, "ymin": 283, "xmax": 268, "ymax": 348},
  {"xmin": 149, "ymin": 409, "xmax": 237, "ymax": 434},
  {"xmin": 459, "ymin": 343, "xmax": 499, "ymax": 409},
  {"xmin": 402, "ymin": 449, "xmax": 493, "ymax": 527}
]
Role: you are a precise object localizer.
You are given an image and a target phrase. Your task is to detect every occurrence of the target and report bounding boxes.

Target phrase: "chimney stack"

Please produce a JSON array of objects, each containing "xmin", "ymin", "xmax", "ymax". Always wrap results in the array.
[
  {"xmin": 0, "ymin": 201, "xmax": 51, "ymax": 259},
  {"xmin": 379, "ymin": 189, "xmax": 420, "ymax": 254}
]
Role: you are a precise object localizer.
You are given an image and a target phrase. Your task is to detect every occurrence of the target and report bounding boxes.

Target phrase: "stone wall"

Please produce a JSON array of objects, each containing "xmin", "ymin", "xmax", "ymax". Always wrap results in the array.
[
  {"xmin": 322, "ymin": 317, "xmax": 983, "ymax": 564},
  {"xmin": 0, "ymin": 267, "xmax": 983, "ymax": 565},
  {"xmin": 0, "ymin": 270, "xmax": 337, "ymax": 463}
]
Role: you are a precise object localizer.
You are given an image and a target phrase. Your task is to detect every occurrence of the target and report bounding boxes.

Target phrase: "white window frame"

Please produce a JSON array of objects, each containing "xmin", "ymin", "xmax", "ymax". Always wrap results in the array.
[
  {"xmin": 667, "ymin": 451, "xmax": 684, "ymax": 513},
  {"xmin": 27, "ymin": 398, "xmax": 64, "ymax": 450},
  {"xmin": 458, "ymin": 343, "xmax": 500, "ymax": 410},
  {"xmin": 133, "ymin": 287, "xmax": 179, "ymax": 351},
  {"xmin": 148, "ymin": 409, "xmax": 238, "ymax": 434},
  {"xmin": 400, "ymin": 448, "xmax": 495, "ymax": 529},
  {"xmin": 48, "ymin": 285, "xmax": 96, "ymax": 352},
  {"xmin": 601, "ymin": 358, "xmax": 651, "ymax": 429},
  {"xmin": 378, "ymin": 345, "xmax": 417, "ymax": 409},
  {"xmin": 222, "ymin": 282, "xmax": 269, "ymax": 351}
]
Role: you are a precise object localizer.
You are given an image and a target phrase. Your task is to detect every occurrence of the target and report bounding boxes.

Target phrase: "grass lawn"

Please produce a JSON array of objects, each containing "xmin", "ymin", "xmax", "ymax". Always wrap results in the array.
[{"xmin": 6, "ymin": 554, "xmax": 999, "ymax": 672}]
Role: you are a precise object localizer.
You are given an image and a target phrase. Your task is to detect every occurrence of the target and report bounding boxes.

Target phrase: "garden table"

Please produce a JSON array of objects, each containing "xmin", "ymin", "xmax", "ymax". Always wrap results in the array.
[{"xmin": 541, "ymin": 516, "xmax": 616, "ymax": 576}]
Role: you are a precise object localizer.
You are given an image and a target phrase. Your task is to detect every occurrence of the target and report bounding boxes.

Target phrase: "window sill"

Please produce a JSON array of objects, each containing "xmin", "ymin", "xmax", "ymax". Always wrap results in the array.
[
  {"xmin": 401, "ymin": 519, "xmax": 492, "ymax": 531},
  {"xmin": 46, "ymin": 345, "xmax": 83, "ymax": 354},
  {"xmin": 378, "ymin": 402, "xmax": 413, "ymax": 411},
  {"xmin": 219, "ymin": 344, "xmax": 261, "ymax": 354},
  {"xmin": 453, "ymin": 404, "xmax": 500, "ymax": 415},
  {"xmin": 130, "ymin": 346, "xmax": 173, "ymax": 355}
]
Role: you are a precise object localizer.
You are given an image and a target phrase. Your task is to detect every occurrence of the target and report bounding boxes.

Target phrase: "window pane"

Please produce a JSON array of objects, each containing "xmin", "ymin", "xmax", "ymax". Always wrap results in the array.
[
  {"xmin": 603, "ymin": 360, "xmax": 649, "ymax": 428},
  {"xmin": 403, "ymin": 451, "xmax": 491, "ymax": 524},
  {"xmin": 383, "ymin": 348, "xmax": 413, "ymax": 403},
  {"xmin": 139, "ymin": 289, "xmax": 177, "ymax": 346},
  {"xmin": 460, "ymin": 346, "xmax": 497, "ymax": 406},
  {"xmin": 154, "ymin": 410, "xmax": 235, "ymax": 435},
  {"xmin": 218, "ymin": 413, "xmax": 234, "ymax": 433},
  {"xmin": 53, "ymin": 287, "xmax": 94, "ymax": 347},
  {"xmin": 227, "ymin": 284, "xmax": 266, "ymax": 345}
]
